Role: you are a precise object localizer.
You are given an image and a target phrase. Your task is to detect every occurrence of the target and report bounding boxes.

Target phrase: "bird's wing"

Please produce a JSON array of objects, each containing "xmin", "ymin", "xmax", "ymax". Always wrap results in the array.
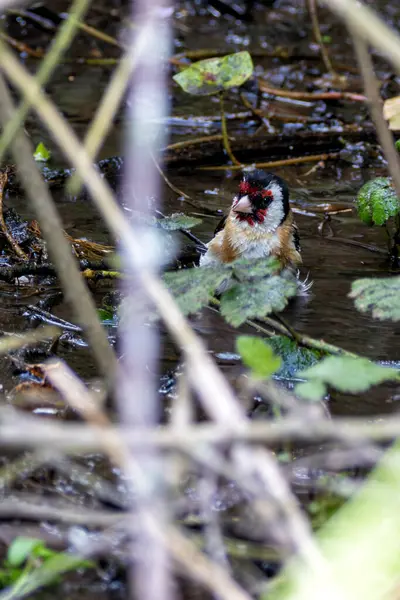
[
  {"xmin": 214, "ymin": 215, "xmax": 228, "ymax": 236},
  {"xmin": 292, "ymin": 222, "xmax": 301, "ymax": 252}
]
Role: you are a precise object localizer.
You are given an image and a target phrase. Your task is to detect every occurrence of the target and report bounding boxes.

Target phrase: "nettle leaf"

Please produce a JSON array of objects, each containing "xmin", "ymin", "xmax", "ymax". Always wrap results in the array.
[
  {"xmin": 295, "ymin": 380, "xmax": 327, "ymax": 401},
  {"xmin": 164, "ymin": 267, "xmax": 229, "ymax": 315},
  {"xmin": 349, "ymin": 276, "xmax": 400, "ymax": 322},
  {"xmin": 158, "ymin": 213, "xmax": 202, "ymax": 231},
  {"xmin": 236, "ymin": 335, "xmax": 281, "ymax": 379},
  {"xmin": 231, "ymin": 256, "xmax": 281, "ymax": 281},
  {"xmin": 266, "ymin": 335, "xmax": 321, "ymax": 379},
  {"xmin": 33, "ymin": 142, "xmax": 51, "ymax": 162},
  {"xmin": 173, "ymin": 51, "xmax": 253, "ymax": 96},
  {"xmin": 220, "ymin": 275, "xmax": 297, "ymax": 327},
  {"xmin": 356, "ymin": 177, "xmax": 400, "ymax": 226},
  {"xmin": 295, "ymin": 356, "xmax": 400, "ymax": 400}
]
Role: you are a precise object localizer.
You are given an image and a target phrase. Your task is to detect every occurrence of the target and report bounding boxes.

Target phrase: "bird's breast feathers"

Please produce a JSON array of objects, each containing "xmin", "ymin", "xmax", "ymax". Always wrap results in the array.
[{"xmin": 200, "ymin": 211, "xmax": 301, "ymax": 268}]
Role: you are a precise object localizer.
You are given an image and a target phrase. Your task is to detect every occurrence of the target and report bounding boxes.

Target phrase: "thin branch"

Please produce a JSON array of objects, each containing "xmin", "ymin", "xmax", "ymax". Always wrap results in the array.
[
  {"xmin": 68, "ymin": 22, "xmax": 151, "ymax": 194},
  {"xmin": 0, "ymin": 325, "xmax": 60, "ymax": 354},
  {"xmin": 219, "ymin": 92, "xmax": 241, "ymax": 165},
  {"xmin": 320, "ymin": 0, "xmax": 400, "ymax": 71},
  {"xmin": 0, "ymin": 73, "xmax": 117, "ymax": 381},
  {"xmin": 307, "ymin": 0, "xmax": 336, "ymax": 75},
  {"xmin": 2, "ymin": 412, "xmax": 400, "ymax": 451},
  {"xmin": 0, "ymin": 0, "xmax": 92, "ymax": 164},
  {"xmin": 197, "ymin": 153, "xmax": 340, "ymax": 171},
  {"xmin": 351, "ymin": 33, "xmax": 400, "ymax": 198}
]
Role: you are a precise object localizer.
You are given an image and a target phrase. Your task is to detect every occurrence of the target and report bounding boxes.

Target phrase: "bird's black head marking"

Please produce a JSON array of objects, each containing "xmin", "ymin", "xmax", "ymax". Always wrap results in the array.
[{"xmin": 238, "ymin": 170, "xmax": 290, "ymax": 223}]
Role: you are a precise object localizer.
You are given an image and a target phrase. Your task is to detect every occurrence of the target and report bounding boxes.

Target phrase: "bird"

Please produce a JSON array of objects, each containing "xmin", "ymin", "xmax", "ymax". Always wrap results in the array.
[{"xmin": 199, "ymin": 169, "xmax": 310, "ymax": 293}]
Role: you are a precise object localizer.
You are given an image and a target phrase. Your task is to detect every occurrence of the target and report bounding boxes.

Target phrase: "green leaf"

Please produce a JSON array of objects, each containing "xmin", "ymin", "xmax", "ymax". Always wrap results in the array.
[
  {"xmin": 157, "ymin": 213, "xmax": 202, "ymax": 230},
  {"xmin": 356, "ymin": 177, "xmax": 400, "ymax": 226},
  {"xmin": 395, "ymin": 139, "xmax": 400, "ymax": 152},
  {"xmin": 295, "ymin": 380, "xmax": 327, "ymax": 401},
  {"xmin": 349, "ymin": 276, "xmax": 400, "ymax": 321},
  {"xmin": 3, "ymin": 553, "xmax": 93, "ymax": 599},
  {"xmin": 33, "ymin": 142, "xmax": 51, "ymax": 162},
  {"xmin": 266, "ymin": 335, "xmax": 321, "ymax": 379},
  {"xmin": 98, "ymin": 307, "xmax": 118, "ymax": 325},
  {"xmin": 7, "ymin": 538, "xmax": 44, "ymax": 567},
  {"xmin": 173, "ymin": 51, "xmax": 254, "ymax": 96},
  {"xmin": 220, "ymin": 275, "xmax": 297, "ymax": 327},
  {"xmin": 231, "ymin": 256, "xmax": 281, "ymax": 282},
  {"xmin": 236, "ymin": 335, "xmax": 281, "ymax": 379},
  {"xmin": 295, "ymin": 355, "xmax": 400, "ymax": 400},
  {"xmin": 164, "ymin": 267, "xmax": 229, "ymax": 315}
]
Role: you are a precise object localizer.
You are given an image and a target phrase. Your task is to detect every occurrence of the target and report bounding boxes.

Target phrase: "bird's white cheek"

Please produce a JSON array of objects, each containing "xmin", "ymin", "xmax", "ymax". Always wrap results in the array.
[{"xmin": 263, "ymin": 201, "xmax": 284, "ymax": 231}]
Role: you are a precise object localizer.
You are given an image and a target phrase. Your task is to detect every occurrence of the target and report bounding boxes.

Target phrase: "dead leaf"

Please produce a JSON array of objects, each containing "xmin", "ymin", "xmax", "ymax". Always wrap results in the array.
[{"xmin": 383, "ymin": 96, "xmax": 400, "ymax": 130}]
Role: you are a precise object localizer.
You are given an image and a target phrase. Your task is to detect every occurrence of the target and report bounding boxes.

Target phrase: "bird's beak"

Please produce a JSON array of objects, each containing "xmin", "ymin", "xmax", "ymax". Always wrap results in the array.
[{"xmin": 233, "ymin": 195, "xmax": 252, "ymax": 213}]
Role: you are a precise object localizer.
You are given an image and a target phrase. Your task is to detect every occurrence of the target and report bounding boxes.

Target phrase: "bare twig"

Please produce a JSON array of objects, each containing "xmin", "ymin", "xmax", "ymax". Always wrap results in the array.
[
  {"xmin": 122, "ymin": 3, "xmax": 173, "ymax": 599},
  {"xmin": 2, "ymin": 413, "xmax": 400, "ymax": 453},
  {"xmin": 68, "ymin": 21, "xmax": 151, "ymax": 194},
  {"xmin": 219, "ymin": 92, "xmax": 241, "ymax": 166},
  {"xmin": 43, "ymin": 361, "xmax": 252, "ymax": 600},
  {"xmin": 164, "ymin": 134, "xmax": 224, "ymax": 152},
  {"xmin": 0, "ymin": 326, "xmax": 60, "ymax": 354},
  {"xmin": 258, "ymin": 81, "xmax": 366, "ymax": 102},
  {"xmin": 197, "ymin": 153, "xmax": 340, "ymax": 171},
  {"xmin": 307, "ymin": 0, "xmax": 336, "ymax": 75},
  {"xmin": 351, "ymin": 34, "xmax": 400, "ymax": 199},
  {"xmin": 0, "ymin": 0, "xmax": 92, "ymax": 164},
  {"xmin": 320, "ymin": 0, "xmax": 400, "ymax": 70},
  {"xmin": 0, "ymin": 73, "xmax": 117, "ymax": 381},
  {"xmin": 0, "ymin": 496, "xmax": 125, "ymax": 526}
]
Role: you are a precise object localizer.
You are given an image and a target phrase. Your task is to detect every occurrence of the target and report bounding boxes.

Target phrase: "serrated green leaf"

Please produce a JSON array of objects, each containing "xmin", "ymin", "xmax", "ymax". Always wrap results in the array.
[
  {"xmin": 158, "ymin": 213, "xmax": 202, "ymax": 231},
  {"xmin": 295, "ymin": 355, "xmax": 399, "ymax": 400},
  {"xmin": 220, "ymin": 275, "xmax": 297, "ymax": 327},
  {"xmin": 295, "ymin": 380, "xmax": 327, "ymax": 401},
  {"xmin": 231, "ymin": 256, "xmax": 281, "ymax": 282},
  {"xmin": 33, "ymin": 142, "xmax": 51, "ymax": 162},
  {"xmin": 266, "ymin": 335, "xmax": 321, "ymax": 379},
  {"xmin": 164, "ymin": 267, "xmax": 229, "ymax": 315},
  {"xmin": 173, "ymin": 51, "xmax": 253, "ymax": 96},
  {"xmin": 236, "ymin": 335, "xmax": 281, "ymax": 379},
  {"xmin": 356, "ymin": 177, "xmax": 400, "ymax": 226},
  {"xmin": 7, "ymin": 537, "xmax": 44, "ymax": 567},
  {"xmin": 349, "ymin": 276, "xmax": 400, "ymax": 321}
]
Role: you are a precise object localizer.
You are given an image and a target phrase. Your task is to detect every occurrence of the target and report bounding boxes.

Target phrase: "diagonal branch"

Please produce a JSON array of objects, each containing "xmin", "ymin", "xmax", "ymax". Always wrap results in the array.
[{"xmin": 0, "ymin": 73, "xmax": 117, "ymax": 381}]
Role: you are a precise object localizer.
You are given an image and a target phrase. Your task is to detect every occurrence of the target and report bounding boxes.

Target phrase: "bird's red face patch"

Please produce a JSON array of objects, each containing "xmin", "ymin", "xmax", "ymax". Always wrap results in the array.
[
  {"xmin": 236, "ymin": 182, "xmax": 273, "ymax": 226},
  {"xmin": 235, "ymin": 207, "xmax": 268, "ymax": 226}
]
